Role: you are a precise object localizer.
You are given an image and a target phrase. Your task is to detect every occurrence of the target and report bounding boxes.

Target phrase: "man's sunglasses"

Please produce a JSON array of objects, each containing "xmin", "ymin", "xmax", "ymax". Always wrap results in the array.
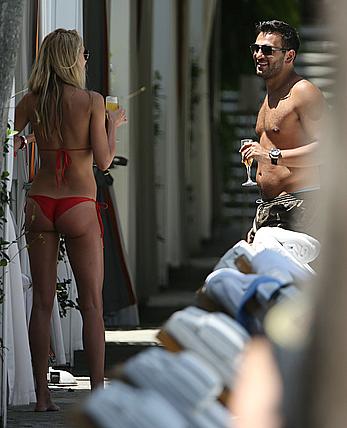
[
  {"xmin": 84, "ymin": 49, "xmax": 90, "ymax": 61},
  {"xmin": 250, "ymin": 43, "xmax": 288, "ymax": 56}
]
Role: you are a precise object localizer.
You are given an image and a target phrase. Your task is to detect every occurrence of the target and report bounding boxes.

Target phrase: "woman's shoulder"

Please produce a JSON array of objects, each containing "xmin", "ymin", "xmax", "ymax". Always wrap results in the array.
[
  {"xmin": 16, "ymin": 91, "xmax": 37, "ymax": 113},
  {"xmin": 22, "ymin": 91, "xmax": 37, "ymax": 104},
  {"xmin": 89, "ymin": 90, "xmax": 104, "ymax": 104},
  {"xmin": 62, "ymin": 86, "xmax": 93, "ymax": 110},
  {"xmin": 68, "ymin": 87, "xmax": 104, "ymax": 105},
  {"xmin": 88, "ymin": 90, "xmax": 105, "ymax": 111}
]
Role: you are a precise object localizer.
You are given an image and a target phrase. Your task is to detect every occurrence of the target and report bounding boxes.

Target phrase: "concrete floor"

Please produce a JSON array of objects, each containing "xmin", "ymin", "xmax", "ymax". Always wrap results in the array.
[
  {"xmin": 7, "ymin": 330, "xmax": 161, "ymax": 428},
  {"xmin": 7, "ymin": 378, "xmax": 89, "ymax": 428}
]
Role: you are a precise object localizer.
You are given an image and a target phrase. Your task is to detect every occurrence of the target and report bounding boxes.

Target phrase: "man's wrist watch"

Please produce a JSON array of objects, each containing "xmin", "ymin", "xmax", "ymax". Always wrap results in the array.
[{"xmin": 269, "ymin": 148, "xmax": 282, "ymax": 165}]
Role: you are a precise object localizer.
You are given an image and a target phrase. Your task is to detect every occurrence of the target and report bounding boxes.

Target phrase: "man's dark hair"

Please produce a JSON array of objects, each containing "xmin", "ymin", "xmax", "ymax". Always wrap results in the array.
[{"xmin": 255, "ymin": 20, "xmax": 300, "ymax": 53}]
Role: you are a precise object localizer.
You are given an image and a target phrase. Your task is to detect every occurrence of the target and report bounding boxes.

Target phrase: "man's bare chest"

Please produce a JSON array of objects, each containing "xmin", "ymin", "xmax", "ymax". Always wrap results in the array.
[{"xmin": 256, "ymin": 98, "xmax": 299, "ymax": 136}]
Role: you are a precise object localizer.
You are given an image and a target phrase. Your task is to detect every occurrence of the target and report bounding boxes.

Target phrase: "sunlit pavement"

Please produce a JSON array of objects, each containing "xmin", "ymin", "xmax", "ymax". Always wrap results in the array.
[
  {"xmin": 7, "ymin": 329, "xmax": 160, "ymax": 427},
  {"xmin": 7, "ymin": 378, "xmax": 89, "ymax": 428}
]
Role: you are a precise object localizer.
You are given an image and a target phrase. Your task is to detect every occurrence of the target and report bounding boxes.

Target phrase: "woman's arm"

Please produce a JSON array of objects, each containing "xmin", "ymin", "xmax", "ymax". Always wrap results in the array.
[
  {"xmin": 14, "ymin": 93, "xmax": 30, "ymax": 132},
  {"xmin": 14, "ymin": 94, "xmax": 33, "ymax": 152},
  {"xmin": 89, "ymin": 91, "xmax": 127, "ymax": 171},
  {"xmin": 13, "ymin": 133, "xmax": 36, "ymax": 152}
]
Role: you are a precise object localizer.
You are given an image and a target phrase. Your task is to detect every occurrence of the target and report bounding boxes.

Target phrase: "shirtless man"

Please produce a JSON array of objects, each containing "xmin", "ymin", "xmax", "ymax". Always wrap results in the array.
[{"xmin": 240, "ymin": 20, "xmax": 325, "ymax": 242}]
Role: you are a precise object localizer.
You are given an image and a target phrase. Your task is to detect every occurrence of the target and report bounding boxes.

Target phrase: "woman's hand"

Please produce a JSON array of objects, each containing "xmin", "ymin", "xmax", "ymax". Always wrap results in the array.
[
  {"xmin": 14, "ymin": 133, "xmax": 36, "ymax": 152},
  {"xmin": 107, "ymin": 107, "xmax": 127, "ymax": 128}
]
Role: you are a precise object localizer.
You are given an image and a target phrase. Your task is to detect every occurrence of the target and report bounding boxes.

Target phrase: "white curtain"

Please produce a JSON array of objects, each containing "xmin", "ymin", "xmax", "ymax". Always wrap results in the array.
[{"xmin": 6, "ymin": 215, "xmax": 36, "ymax": 405}]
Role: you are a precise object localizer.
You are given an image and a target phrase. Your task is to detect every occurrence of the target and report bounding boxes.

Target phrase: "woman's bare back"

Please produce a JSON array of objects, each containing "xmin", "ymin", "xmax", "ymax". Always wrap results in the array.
[{"xmin": 26, "ymin": 85, "xmax": 97, "ymax": 198}]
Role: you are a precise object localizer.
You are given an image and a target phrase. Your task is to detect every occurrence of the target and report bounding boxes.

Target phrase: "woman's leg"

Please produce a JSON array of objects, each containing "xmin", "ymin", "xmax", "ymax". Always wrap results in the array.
[
  {"xmin": 56, "ymin": 202, "xmax": 105, "ymax": 389},
  {"xmin": 25, "ymin": 199, "xmax": 60, "ymax": 411}
]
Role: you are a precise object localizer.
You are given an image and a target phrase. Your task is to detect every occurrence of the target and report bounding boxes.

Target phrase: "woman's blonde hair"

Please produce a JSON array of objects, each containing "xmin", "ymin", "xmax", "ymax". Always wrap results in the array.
[{"xmin": 28, "ymin": 28, "xmax": 86, "ymax": 142}]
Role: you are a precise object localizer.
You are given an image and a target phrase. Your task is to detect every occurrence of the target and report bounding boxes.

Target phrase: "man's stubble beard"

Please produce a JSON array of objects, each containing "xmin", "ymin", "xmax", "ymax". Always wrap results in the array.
[{"xmin": 256, "ymin": 58, "xmax": 285, "ymax": 81}]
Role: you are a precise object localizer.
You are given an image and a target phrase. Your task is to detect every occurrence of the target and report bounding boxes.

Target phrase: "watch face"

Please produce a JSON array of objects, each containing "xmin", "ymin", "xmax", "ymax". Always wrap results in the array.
[{"xmin": 270, "ymin": 148, "xmax": 281, "ymax": 158}]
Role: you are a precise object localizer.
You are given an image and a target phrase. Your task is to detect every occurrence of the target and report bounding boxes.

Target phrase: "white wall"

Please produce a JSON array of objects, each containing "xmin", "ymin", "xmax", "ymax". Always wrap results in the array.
[
  {"xmin": 40, "ymin": 0, "xmax": 83, "ymax": 37},
  {"xmin": 108, "ymin": 0, "xmax": 134, "ymax": 269},
  {"xmin": 188, "ymin": 0, "xmax": 216, "ymax": 244},
  {"xmin": 152, "ymin": 0, "xmax": 183, "ymax": 280}
]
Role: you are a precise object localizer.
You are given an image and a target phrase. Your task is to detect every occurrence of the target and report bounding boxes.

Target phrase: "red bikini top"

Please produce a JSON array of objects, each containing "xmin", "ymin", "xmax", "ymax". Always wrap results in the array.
[{"xmin": 40, "ymin": 147, "xmax": 91, "ymax": 187}]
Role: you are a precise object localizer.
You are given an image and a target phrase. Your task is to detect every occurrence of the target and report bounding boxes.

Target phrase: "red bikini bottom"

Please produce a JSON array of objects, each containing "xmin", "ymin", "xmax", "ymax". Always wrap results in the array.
[{"xmin": 28, "ymin": 195, "xmax": 105, "ymax": 239}]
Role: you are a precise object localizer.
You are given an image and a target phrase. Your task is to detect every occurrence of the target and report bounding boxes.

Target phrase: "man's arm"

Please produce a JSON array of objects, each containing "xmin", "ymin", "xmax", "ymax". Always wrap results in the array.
[
  {"xmin": 276, "ymin": 142, "xmax": 320, "ymax": 167},
  {"xmin": 278, "ymin": 80, "xmax": 325, "ymax": 167},
  {"xmin": 240, "ymin": 140, "xmax": 321, "ymax": 167}
]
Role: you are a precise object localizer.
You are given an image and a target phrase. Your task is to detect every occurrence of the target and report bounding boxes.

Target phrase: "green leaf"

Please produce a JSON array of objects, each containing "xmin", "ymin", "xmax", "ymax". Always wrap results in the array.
[{"xmin": 6, "ymin": 129, "xmax": 18, "ymax": 138}]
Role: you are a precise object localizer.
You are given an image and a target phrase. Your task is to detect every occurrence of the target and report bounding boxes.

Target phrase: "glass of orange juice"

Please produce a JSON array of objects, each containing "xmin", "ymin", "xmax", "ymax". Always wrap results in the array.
[{"xmin": 106, "ymin": 95, "xmax": 119, "ymax": 111}]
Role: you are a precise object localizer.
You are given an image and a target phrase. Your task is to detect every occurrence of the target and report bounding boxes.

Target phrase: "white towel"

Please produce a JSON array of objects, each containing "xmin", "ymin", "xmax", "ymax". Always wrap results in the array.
[
  {"xmin": 251, "ymin": 248, "xmax": 313, "ymax": 283},
  {"xmin": 252, "ymin": 227, "xmax": 315, "ymax": 281},
  {"xmin": 257, "ymin": 227, "xmax": 320, "ymax": 263}
]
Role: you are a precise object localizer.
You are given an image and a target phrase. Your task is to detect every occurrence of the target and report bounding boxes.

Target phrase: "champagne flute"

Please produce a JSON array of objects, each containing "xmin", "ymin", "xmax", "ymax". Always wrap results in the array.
[
  {"xmin": 106, "ymin": 95, "xmax": 119, "ymax": 111},
  {"xmin": 106, "ymin": 96, "xmax": 121, "ymax": 144},
  {"xmin": 240, "ymin": 139, "xmax": 257, "ymax": 187}
]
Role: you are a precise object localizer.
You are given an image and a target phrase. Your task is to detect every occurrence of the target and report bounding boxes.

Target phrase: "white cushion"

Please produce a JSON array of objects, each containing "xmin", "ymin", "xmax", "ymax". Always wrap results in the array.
[
  {"xmin": 122, "ymin": 348, "xmax": 222, "ymax": 412},
  {"xmin": 83, "ymin": 381, "xmax": 186, "ymax": 428},
  {"xmin": 162, "ymin": 307, "xmax": 249, "ymax": 386}
]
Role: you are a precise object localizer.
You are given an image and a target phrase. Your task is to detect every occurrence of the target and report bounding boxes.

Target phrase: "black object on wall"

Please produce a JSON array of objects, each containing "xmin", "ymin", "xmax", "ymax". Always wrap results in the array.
[{"xmin": 83, "ymin": 0, "xmax": 109, "ymax": 96}]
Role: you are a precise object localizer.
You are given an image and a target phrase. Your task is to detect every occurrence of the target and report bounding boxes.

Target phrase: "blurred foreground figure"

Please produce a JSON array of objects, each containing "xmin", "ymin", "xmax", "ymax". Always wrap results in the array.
[
  {"xmin": 294, "ymin": 2, "xmax": 347, "ymax": 425},
  {"xmin": 233, "ymin": 337, "xmax": 283, "ymax": 428}
]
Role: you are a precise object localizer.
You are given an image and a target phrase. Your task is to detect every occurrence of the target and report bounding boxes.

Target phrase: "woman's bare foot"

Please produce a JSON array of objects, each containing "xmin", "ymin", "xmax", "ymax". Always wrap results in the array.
[
  {"xmin": 35, "ymin": 389, "xmax": 60, "ymax": 412},
  {"xmin": 35, "ymin": 402, "xmax": 60, "ymax": 412}
]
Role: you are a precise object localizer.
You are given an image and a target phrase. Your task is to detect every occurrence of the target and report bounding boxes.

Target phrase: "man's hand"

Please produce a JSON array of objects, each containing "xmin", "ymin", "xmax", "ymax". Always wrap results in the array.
[{"xmin": 239, "ymin": 141, "xmax": 269, "ymax": 164}]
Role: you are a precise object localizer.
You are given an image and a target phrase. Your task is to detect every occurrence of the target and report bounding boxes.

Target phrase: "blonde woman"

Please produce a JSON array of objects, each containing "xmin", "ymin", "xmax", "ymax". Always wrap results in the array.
[{"xmin": 14, "ymin": 28, "xmax": 126, "ymax": 411}]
